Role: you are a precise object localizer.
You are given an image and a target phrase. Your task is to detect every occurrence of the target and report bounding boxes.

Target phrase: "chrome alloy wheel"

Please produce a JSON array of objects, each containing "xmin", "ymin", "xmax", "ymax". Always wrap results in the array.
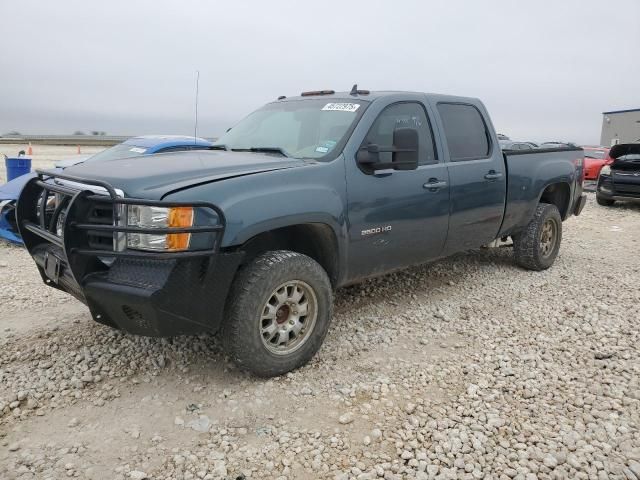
[
  {"xmin": 540, "ymin": 219, "xmax": 558, "ymax": 258},
  {"xmin": 260, "ymin": 280, "xmax": 318, "ymax": 355}
]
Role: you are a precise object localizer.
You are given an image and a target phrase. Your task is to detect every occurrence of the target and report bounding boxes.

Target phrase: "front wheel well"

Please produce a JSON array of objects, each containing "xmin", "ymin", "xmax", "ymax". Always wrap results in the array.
[
  {"xmin": 234, "ymin": 223, "xmax": 340, "ymax": 287},
  {"xmin": 539, "ymin": 182, "xmax": 571, "ymax": 219}
]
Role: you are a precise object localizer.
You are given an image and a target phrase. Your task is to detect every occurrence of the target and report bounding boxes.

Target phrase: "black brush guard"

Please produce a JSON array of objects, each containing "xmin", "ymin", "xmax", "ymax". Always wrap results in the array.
[{"xmin": 16, "ymin": 170, "xmax": 244, "ymax": 336}]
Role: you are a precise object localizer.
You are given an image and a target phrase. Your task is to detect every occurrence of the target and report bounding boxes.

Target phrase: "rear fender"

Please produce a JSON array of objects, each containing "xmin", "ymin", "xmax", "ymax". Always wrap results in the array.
[
  {"xmin": 515, "ymin": 179, "xmax": 572, "ymax": 230},
  {"xmin": 500, "ymin": 149, "xmax": 581, "ymax": 237}
]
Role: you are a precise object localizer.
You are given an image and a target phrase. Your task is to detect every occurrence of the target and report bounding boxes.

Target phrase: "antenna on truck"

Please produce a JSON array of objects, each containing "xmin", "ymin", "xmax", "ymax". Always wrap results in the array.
[
  {"xmin": 194, "ymin": 70, "xmax": 200, "ymax": 143},
  {"xmin": 349, "ymin": 83, "xmax": 370, "ymax": 96}
]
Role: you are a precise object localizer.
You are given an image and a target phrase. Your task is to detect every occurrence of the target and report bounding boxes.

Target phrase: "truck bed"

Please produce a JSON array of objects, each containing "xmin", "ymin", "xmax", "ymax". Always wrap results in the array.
[{"xmin": 499, "ymin": 147, "xmax": 584, "ymax": 237}]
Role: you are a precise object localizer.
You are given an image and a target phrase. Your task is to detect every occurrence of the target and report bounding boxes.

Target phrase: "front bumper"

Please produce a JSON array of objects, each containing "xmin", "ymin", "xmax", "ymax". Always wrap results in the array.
[
  {"xmin": 17, "ymin": 171, "xmax": 242, "ymax": 337},
  {"xmin": 597, "ymin": 173, "xmax": 640, "ymax": 202},
  {"xmin": 596, "ymin": 192, "xmax": 640, "ymax": 203},
  {"xmin": 31, "ymin": 244, "xmax": 243, "ymax": 336}
]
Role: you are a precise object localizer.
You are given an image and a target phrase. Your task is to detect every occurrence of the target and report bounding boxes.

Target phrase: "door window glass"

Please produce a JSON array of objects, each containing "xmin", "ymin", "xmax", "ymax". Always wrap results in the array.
[
  {"xmin": 364, "ymin": 102, "xmax": 437, "ymax": 166},
  {"xmin": 437, "ymin": 103, "xmax": 491, "ymax": 161}
]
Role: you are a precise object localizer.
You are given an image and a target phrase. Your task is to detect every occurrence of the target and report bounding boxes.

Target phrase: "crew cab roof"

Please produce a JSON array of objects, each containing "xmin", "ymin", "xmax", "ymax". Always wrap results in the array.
[{"xmin": 275, "ymin": 90, "xmax": 483, "ymax": 106}]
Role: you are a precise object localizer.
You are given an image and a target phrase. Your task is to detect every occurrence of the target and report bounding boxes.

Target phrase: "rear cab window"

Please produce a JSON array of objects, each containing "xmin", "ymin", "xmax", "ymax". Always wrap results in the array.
[{"xmin": 436, "ymin": 103, "xmax": 492, "ymax": 161}]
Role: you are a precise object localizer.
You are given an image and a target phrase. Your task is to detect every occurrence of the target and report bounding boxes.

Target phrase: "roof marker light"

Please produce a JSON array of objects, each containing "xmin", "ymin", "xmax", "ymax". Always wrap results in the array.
[{"xmin": 300, "ymin": 90, "xmax": 335, "ymax": 96}]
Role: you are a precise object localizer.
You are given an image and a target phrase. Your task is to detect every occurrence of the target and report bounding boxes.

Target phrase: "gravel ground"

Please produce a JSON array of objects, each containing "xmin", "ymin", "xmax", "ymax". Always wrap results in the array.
[{"xmin": 1, "ymin": 194, "xmax": 639, "ymax": 480}]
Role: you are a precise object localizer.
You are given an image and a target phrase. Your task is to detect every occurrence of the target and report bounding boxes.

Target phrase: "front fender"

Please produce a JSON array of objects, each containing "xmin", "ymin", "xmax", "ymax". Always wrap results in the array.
[
  {"xmin": 218, "ymin": 177, "xmax": 346, "ymax": 247},
  {"xmin": 163, "ymin": 158, "xmax": 349, "ymax": 267}
]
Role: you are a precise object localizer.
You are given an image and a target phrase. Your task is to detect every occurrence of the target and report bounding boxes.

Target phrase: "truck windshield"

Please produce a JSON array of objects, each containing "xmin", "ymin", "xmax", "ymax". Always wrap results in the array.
[
  {"xmin": 213, "ymin": 99, "xmax": 367, "ymax": 160},
  {"xmin": 84, "ymin": 144, "xmax": 148, "ymax": 163},
  {"xmin": 583, "ymin": 149, "xmax": 605, "ymax": 159}
]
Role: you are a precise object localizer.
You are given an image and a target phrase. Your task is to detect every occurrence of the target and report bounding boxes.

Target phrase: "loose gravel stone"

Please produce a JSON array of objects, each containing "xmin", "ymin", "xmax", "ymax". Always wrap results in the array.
[{"xmin": 338, "ymin": 413, "xmax": 354, "ymax": 425}]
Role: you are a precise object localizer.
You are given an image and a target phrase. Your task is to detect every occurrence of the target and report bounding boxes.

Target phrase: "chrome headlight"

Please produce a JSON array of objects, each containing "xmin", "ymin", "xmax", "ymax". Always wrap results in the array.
[
  {"xmin": 126, "ymin": 205, "xmax": 194, "ymax": 251},
  {"xmin": 600, "ymin": 165, "xmax": 611, "ymax": 176}
]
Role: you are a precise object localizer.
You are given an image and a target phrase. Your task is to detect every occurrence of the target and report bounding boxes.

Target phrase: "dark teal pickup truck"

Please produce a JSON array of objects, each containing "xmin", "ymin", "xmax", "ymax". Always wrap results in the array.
[{"xmin": 17, "ymin": 88, "xmax": 586, "ymax": 376}]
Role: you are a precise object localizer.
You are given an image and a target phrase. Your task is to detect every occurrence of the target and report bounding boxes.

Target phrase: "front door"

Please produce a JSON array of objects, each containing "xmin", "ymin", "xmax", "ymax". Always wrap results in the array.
[{"xmin": 345, "ymin": 101, "xmax": 450, "ymax": 281}]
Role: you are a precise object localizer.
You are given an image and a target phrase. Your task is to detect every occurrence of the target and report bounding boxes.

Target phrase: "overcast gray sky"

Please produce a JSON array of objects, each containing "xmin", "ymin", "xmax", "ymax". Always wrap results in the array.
[{"xmin": 1, "ymin": 0, "xmax": 638, "ymax": 144}]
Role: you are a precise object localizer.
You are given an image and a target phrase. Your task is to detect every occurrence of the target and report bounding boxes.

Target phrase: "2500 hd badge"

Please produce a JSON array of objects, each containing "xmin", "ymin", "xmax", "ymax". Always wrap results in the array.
[{"xmin": 361, "ymin": 225, "xmax": 392, "ymax": 236}]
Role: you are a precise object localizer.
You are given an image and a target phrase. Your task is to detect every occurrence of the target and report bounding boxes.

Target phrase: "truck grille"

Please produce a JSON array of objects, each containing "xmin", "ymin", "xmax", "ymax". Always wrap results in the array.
[
  {"xmin": 17, "ymin": 177, "xmax": 121, "ymax": 256},
  {"xmin": 17, "ymin": 171, "xmax": 225, "ymax": 270},
  {"xmin": 612, "ymin": 171, "xmax": 640, "ymax": 196},
  {"xmin": 614, "ymin": 183, "xmax": 640, "ymax": 196},
  {"xmin": 86, "ymin": 203, "xmax": 115, "ymax": 251}
]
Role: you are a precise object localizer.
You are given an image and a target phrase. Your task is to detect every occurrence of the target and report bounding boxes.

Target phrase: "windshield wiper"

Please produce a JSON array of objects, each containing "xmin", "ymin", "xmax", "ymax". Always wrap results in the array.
[
  {"xmin": 208, "ymin": 144, "xmax": 229, "ymax": 151},
  {"xmin": 231, "ymin": 147, "xmax": 290, "ymax": 157}
]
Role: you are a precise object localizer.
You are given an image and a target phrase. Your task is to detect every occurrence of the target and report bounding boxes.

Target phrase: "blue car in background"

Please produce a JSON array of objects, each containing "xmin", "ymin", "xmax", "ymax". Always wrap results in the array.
[{"xmin": 0, "ymin": 135, "xmax": 212, "ymax": 244}]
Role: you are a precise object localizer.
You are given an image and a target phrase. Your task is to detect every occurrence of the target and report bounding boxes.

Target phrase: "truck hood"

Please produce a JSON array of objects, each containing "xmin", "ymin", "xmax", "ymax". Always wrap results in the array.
[
  {"xmin": 55, "ymin": 155, "xmax": 93, "ymax": 168},
  {"xmin": 610, "ymin": 143, "xmax": 640, "ymax": 172},
  {"xmin": 59, "ymin": 150, "xmax": 308, "ymax": 199},
  {"xmin": 609, "ymin": 143, "xmax": 640, "ymax": 160}
]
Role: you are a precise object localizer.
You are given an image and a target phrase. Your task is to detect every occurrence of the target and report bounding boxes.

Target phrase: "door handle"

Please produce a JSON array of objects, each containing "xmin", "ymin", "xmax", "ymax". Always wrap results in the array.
[
  {"xmin": 423, "ymin": 179, "xmax": 448, "ymax": 191},
  {"xmin": 484, "ymin": 171, "xmax": 503, "ymax": 180}
]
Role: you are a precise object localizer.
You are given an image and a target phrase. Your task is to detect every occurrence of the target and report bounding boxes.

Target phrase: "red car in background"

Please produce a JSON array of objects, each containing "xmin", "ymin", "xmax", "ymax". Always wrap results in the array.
[{"xmin": 582, "ymin": 146, "xmax": 613, "ymax": 180}]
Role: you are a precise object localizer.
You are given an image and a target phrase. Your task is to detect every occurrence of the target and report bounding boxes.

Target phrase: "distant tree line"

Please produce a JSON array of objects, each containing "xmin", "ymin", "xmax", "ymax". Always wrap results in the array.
[
  {"xmin": 1, "ymin": 130, "xmax": 109, "ymax": 136},
  {"xmin": 73, "ymin": 131, "xmax": 107, "ymax": 136}
]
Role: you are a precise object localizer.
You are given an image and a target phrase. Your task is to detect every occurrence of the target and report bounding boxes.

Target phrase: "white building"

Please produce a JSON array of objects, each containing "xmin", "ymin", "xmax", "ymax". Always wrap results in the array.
[{"xmin": 600, "ymin": 108, "xmax": 640, "ymax": 146}]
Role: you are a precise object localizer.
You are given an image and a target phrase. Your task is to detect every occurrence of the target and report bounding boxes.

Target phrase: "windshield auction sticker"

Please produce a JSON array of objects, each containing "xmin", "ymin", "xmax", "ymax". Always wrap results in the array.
[{"xmin": 322, "ymin": 103, "xmax": 360, "ymax": 113}]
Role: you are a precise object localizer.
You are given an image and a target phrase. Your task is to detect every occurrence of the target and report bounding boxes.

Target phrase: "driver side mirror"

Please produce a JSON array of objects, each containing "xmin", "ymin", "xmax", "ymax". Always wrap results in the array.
[
  {"xmin": 357, "ymin": 127, "xmax": 419, "ymax": 171},
  {"xmin": 392, "ymin": 127, "xmax": 419, "ymax": 170}
]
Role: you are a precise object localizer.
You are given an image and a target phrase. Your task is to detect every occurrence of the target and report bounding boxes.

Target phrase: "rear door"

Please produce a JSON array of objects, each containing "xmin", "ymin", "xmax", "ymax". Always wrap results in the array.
[
  {"xmin": 434, "ymin": 102, "xmax": 506, "ymax": 254},
  {"xmin": 345, "ymin": 100, "xmax": 450, "ymax": 280}
]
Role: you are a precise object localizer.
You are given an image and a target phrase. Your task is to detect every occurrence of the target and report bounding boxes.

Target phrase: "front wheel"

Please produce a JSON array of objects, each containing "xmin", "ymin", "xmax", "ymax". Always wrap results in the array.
[
  {"xmin": 596, "ymin": 194, "xmax": 615, "ymax": 206},
  {"xmin": 512, "ymin": 203, "xmax": 562, "ymax": 271},
  {"xmin": 221, "ymin": 251, "xmax": 333, "ymax": 377}
]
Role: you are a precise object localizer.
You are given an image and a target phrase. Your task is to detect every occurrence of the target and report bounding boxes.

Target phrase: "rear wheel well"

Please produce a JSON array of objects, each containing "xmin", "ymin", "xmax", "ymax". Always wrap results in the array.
[
  {"xmin": 539, "ymin": 182, "xmax": 571, "ymax": 219},
  {"xmin": 236, "ymin": 224, "xmax": 340, "ymax": 287}
]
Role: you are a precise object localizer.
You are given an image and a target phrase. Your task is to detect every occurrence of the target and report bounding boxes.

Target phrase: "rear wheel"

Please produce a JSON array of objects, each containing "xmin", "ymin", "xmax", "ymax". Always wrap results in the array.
[
  {"xmin": 513, "ymin": 203, "xmax": 562, "ymax": 271},
  {"xmin": 596, "ymin": 194, "xmax": 614, "ymax": 206},
  {"xmin": 221, "ymin": 251, "xmax": 333, "ymax": 377}
]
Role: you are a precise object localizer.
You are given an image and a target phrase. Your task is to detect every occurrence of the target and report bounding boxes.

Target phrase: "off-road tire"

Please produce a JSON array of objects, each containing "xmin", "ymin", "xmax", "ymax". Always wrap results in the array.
[
  {"xmin": 221, "ymin": 250, "xmax": 333, "ymax": 377},
  {"xmin": 513, "ymin": 203, "xmax": 562, "ymax": 271},
  {"xmin": 596, "ymin": 194, "xmax": 614, "ymax": 207}
]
